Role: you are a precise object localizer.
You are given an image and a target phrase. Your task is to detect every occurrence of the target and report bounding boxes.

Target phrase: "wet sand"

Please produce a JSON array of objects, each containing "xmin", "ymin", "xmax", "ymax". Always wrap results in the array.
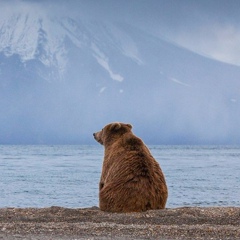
[{"xmin": 0, "ymin": 206, "xmax": 239, "ymax": 239}]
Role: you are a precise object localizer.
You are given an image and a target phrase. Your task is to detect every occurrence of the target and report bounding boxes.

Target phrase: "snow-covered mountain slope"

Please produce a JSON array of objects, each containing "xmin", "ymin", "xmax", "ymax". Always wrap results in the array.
[
  {"xmin": 0, "ymin": 11, "xmax": 240, "ymax": 144},
  {"xmin": 0, "ymin": 11, "xmax": 142, "ymax": 82}
]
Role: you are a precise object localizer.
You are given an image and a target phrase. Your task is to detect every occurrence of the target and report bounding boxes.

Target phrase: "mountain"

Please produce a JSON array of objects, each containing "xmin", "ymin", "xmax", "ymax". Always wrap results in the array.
[{"xmin": 0, "ymin": 11, "xmax": 240, "ymax": 144}]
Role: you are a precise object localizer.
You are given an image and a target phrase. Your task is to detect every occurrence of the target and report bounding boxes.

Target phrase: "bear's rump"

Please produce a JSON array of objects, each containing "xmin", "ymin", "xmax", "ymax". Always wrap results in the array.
[{"xmin": 99, "ymin": 175, "xmax": 166, "ymax": 212}]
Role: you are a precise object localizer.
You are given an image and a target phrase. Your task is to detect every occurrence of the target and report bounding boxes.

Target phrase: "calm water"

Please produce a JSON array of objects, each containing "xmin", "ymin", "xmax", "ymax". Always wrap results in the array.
[{"xmin": 0, "ymin": 145, "xmax": 239, "ymax": 208}]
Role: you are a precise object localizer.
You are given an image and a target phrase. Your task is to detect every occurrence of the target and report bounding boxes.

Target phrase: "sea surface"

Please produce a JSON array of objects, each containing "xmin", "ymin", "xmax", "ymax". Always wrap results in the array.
[{"xmin": 0, "ymin": 145, "xmax": 239, "ymax": 208}]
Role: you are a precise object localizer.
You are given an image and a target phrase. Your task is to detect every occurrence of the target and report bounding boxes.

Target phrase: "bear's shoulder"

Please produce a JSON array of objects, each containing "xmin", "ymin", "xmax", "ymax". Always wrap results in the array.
[{"xmin": 121, "ymin": 133, "xmax": 144, "ymax": 151}]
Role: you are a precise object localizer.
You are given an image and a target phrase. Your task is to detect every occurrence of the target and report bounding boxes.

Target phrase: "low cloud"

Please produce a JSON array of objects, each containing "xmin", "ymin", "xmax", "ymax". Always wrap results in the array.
[{"xmin": 170, "ymin": 23, "xmax": 240, "ymax": 66}]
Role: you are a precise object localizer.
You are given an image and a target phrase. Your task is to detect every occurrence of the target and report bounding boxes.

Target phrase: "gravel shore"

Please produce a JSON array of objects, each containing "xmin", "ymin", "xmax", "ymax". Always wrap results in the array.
[{"xmin": 0, "ymin": 206, "xmax": 239, "ymax": 239}]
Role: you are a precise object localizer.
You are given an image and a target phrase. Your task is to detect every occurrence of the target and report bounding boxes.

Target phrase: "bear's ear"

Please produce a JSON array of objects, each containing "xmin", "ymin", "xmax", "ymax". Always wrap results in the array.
[
  {"xmin": 110, "ymin": 122, "xmax": 122, "ymax": 131},
  {"xmin": 125, "ymin": 123, "xmax": 132, "ymax": 129}
]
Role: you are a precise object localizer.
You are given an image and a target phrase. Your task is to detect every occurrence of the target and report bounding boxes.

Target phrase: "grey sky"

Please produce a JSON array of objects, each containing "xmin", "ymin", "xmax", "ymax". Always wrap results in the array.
[{"xmin": 7, "ymin": 0, "xmax": 240, "ymax": 66}]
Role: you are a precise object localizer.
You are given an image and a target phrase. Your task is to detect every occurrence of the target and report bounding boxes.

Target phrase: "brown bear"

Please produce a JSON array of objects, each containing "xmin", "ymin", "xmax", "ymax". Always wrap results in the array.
[{"xmin": 93, "ymin": 122, "xmax": 168, "ymax": 212}]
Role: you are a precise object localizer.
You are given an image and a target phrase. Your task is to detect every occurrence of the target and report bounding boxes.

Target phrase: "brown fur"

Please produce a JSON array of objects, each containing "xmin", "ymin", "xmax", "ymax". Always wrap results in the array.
[{"xmin": 93, "ymin": 122, "xmax": 168, "ymax": 212}]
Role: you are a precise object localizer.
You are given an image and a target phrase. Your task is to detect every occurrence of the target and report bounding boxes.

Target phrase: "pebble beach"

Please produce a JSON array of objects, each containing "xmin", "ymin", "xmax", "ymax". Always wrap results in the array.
[{"xmin": 0, "ymin": 206, "xmax": 239, "ymax": 240}]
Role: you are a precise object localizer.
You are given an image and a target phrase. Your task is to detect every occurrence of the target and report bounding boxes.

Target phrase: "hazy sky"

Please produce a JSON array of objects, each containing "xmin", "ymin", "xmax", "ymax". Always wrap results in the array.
[
  {"xmin": 14, "ymin": 0, "xmax": 240, "ymax": 66},
  {"xmin": 2, "ymin": 0, "xmax": 240, "ymax": 66}
]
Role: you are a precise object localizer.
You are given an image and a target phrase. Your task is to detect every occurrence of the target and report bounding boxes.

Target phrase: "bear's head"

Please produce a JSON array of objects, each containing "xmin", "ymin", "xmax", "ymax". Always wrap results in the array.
[{"xmin": 93, "ymin": 122, "xmax": 132, "ymax": 146}]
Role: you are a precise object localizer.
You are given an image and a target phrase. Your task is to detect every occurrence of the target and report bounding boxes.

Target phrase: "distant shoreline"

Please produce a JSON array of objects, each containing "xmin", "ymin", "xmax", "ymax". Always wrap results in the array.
[{"xmin": 0, "ymin": 206, "xmax": 239, "ymax": 240}]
